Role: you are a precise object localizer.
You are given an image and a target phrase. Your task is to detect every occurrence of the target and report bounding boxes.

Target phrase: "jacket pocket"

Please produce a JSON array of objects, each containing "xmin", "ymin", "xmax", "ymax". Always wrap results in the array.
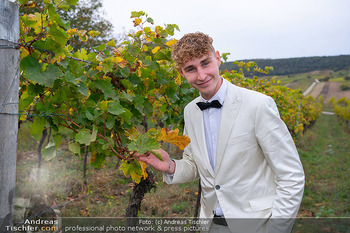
[{"xmin": 249, "ymin": 194, "xmax": 275, "ymax": 212}]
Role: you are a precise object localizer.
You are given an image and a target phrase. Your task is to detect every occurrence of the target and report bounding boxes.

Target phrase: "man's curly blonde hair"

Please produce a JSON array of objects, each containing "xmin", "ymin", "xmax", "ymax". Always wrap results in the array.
[{"xmin": 171, "ymin": 32, "xmax": 215, "ymax": 67}]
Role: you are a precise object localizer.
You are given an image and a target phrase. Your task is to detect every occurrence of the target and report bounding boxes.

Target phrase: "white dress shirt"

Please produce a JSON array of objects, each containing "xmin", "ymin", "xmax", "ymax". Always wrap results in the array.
[
  {"xmin": 200, "ymin": 77, "xmax": 228, "ymax": 216},
  {"xmin": 166, "ymin": 77, "xmax": 228, "ymax": 216}
]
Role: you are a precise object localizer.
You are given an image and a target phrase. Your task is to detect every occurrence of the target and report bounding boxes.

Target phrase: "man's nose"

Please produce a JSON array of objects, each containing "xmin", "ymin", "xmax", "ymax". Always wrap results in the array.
[{"xmin": 197, "ymin": 68, "xmax": 206, "ymax": 80}]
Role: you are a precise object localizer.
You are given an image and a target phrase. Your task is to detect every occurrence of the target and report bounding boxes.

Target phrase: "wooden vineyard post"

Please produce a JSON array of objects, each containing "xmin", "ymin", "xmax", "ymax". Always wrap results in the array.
[{"xmin": 0, "ymin": 0, "xmax": 20, "ymax": 232}]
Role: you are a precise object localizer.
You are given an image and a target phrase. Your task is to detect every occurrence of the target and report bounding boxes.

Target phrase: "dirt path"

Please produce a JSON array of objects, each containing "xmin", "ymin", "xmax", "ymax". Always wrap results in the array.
[{"xmin": 309, "ymin": 82, "xmax": 324, "ymax": 99}]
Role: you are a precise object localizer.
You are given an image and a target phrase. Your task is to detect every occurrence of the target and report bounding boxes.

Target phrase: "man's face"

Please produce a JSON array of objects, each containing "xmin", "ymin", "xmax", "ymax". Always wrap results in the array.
[{"xmin": 178, "ymin": 51, "xmax": 222, "ymax": 100}]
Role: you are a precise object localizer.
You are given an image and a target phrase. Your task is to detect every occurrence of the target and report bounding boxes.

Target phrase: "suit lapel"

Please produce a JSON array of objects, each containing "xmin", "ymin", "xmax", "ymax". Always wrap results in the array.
[
  {"xmin": 215, "ymin": 83, "xmax": 241, "ymax": 174},
  {"xmin": 192, "ymin": 100, "xmax": 215, "ymax": 177}
]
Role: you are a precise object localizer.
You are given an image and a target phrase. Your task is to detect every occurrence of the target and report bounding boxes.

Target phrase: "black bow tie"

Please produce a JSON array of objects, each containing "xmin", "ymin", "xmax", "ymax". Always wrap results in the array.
[{"xmin": 196, "ymin": 100, "xmax": 222, "ymax": 111}]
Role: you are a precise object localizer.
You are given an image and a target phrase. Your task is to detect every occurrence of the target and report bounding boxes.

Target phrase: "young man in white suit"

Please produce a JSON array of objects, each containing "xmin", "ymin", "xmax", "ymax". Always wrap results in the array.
[{"xmin": 139, "ymin": 32, "xmax": 305, "ymax": 233}]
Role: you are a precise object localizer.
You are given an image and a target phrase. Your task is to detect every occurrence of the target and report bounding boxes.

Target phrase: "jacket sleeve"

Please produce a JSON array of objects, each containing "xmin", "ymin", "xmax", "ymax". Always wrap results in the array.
[
  {"xmin": 162, "ymin": 142, "xmax": 200, "ymax": 184},
  {"xmin": 255, "ymin": 96, "xmax": 305, "ymax": 218}
]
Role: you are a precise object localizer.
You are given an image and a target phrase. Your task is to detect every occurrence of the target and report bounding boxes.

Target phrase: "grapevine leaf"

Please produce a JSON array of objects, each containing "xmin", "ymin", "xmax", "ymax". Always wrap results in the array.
[
  {"xmin": 29, "ymin": 117, "xmax": 46, "ymax": 141},
  {"xmin": 65, "ymin": 71, "xmax": 78, "ymax": 85},
  {"xmin": 48, "ymin": 21, "xmax": 69, "ymax": 48},
  {"xmin": 42, "ymin": 141, "xmax": 57, "ymax": 161},
  {"xmin": 88, "ymin": 30, "xmax": 100, "ymax": 38},
  {"xmin": 75, "ymin": 129, "xmax": 91, "ymax": 145},
  {"xmin": 139, "ymin": 160, "xmax": 148, "ymax": 180},
  {"xmin": 54, "ymin": 0, "xmax": 70, "ymax": 10},
  {"xmin": 78, "ymin": 83, "xmax": 89, "ymax": 96},
  {"xmin": 150, "ymin": 149, "xmax": 162, "ymax": 160},
  {"xmin": 107, "ymin": 38, "xmax": 116, "ymax": 47},
  {"xmin": 106, "ymin": 114, "xmax": 115, "ymax": 129},
  {"xmin": 90, "ymin": 150, "xmax": 106, "ymax": 168},
  {"xmin": 147, "ymin": 128, "xmax": 161, "ymax": 139},
  {"xmin": 158, "ymin": 128, "xmax": 190, "ymax": 150},
  {"xmin": 91, "ymin": 126, "xmax": 98, "ymax": 142},
  {"xmin": 131, "ymin": 11, "xmax": 145, "ymax": 18},
  {"xmin": 128, "ymin": 133, "xmax": 160, "ymax": 155},
  {"xmin": 107, "ymin": 101, "xmax": 125, "ymax": 115},
  {"xmin": 120, "ymin": 160, "xmax": 144, "ymax": 184},
  {"xmin": 166, "ymin": 39, "xmax": 177, "ymax": 47},
  {"xmin": 53, "ymin": 134, "xmax": 62, "ymax": 150},
  {"xmin": 94, "ymin": 43, "xmax": 106, "ymax": 51},
  {"xmin": 69, "ymin": 142, "xmax": 81, "ymax": 155},
  {"xmin": 152, "ymin": 46, "xmax": 160, "ymax": 54},
  {"xmin": 94, "ymin": 79, "xmax": 115, "ymax": 98},
  {"xmin": 19, "ymin": 0, "xmax": 29, "ymax": 4},
  {"xmin": 66, "ymin": 0, "xmax": 79, "ymax": 5},
  {"xmin": 146, "ymin": 17, "xmax": 154, "ymax": 24},
  {"xmin": 75, "ymin": 126, "xmax": 97, "ymax": 145},
  {"xmin": 21, "ymin": 56, "xmax": 61, "ymax": 87},
  {"xmin": 125, "ymin": 127, "xmax": 139, "ymax": 140},
  {"xmin": 85, "ymin": 108, "xmax": 95, "ymax": 120}
]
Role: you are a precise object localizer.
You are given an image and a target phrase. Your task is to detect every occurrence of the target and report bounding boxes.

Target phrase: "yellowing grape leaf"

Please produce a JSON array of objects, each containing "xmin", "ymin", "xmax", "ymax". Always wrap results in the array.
[
  {"xmin": 67, "ymin": 28, "xmax": 78, "ymax": 37},
  {"xmin": 152, "ymin": 46, "xmax": 160, "ymax": 54},
  {"xmin": 133, "ymin": 18, "xmax": 142, "ymax": 26},
  {"xmin": 175, "ymin": 75, "xmax": 182, "ymax": 85},
  {"xmin": 150, "ymin": 149, "xmax": 162, "ymax": 160},
  {"xmin": 88, "ymin": 30, "xmax": 100, "ymax": 38},
  {"xmin": 107, "ymin": 38, "xmax": 116, "ymax": 47},
  {"xmin": 120, "ymin": 160, "xmax": 146, "ymax": 184},
  {"xmin": 166, "ymin": 39, "xmax": 177, "ymax": 47},
  {"xmin": 139, "ymin": 160, "xmax": 148, "ymax": 180},
  {"xmin": 125, "ymin": 127, "xmax": 139, "ymax": 140},
  {"xmin": 158, "ymin": 128, "xmax": 190, "ymax": 150}
]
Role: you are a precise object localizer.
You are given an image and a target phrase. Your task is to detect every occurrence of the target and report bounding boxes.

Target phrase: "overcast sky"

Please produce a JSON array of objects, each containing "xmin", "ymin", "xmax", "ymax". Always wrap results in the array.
[{"xmin": 102, "ymin": 0, "xmax": 350, "ymax": 61}]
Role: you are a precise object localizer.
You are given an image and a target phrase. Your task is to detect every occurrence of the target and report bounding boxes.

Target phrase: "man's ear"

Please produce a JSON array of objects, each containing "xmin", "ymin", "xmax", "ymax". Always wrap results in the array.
[{"xmin": 216, "ymin": 51, "xmax": 221, "ymax": 67}]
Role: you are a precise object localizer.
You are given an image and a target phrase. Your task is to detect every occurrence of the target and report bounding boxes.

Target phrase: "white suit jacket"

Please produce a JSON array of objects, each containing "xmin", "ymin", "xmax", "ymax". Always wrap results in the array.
[{"xmin": 164, "ymin": 82, "xmax": 305, "ymax": 233}]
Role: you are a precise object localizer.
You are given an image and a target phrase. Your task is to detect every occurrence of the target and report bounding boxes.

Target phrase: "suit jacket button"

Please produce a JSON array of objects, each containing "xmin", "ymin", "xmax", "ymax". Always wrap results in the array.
[{"xmin": 215, "ymin": 185, "xmax": 220, "ymax": 190}]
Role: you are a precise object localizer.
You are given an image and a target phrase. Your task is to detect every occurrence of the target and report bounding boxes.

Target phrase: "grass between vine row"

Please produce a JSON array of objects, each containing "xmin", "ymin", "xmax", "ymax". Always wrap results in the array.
[
  {"xmin": 15, "ymin": 106, "xmax": 349, "ymax": 220},
  {"xmin": 296, "ymin": 107, "xmax": 350, "ymax": 217}
]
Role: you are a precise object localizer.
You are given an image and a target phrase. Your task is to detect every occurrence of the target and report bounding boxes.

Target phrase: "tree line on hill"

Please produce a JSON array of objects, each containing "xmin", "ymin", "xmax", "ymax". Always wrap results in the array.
[{"xmin": 220, "ymin": 55, "xmax": 350, "ymax": 76}]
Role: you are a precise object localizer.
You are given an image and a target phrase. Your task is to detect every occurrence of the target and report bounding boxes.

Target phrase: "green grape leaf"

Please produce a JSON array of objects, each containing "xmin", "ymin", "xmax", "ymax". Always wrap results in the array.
[
  {"xmin": 66, "ymin": 0, "xmax": 79, "ymax": 5},
  {"xmin": 19, "ymin": 0, "xmax": 29, "ymax": 4},
  {"xmin": 48, "ymin": 21, "xmax": 69, "ymax": 47},
  {"xmin": 94, "ymin": 79, "xmax": 115, "ymax": 98},
  {"xmin": 107, "ymin": 38, "xmax": 116, "ymax": 47},
  {"xmin": 21, "ymin": 56, "xmax": 61, "ymax": 87},
  {"xmin": 128, "ymin": 133, "xmax": 160, "ymax": 155},
  {"xmin": 69, "ymin": 142, "xmax": 81, "ymax": 155},
  {"xmin": 29, "ymin": 117, "xmax": 46, "ymax": 141},
  {"xmin": 75, "ymin": 126, "xmax": 97, "ymax": 145},
  {"xmin": 106, "ymin": 114, "xmax": 115, "ymax": 129},
  {"xmin": 53, "ymin": 134, "xmax": 62, "ymax": 150},
  {"xmin": 42, "ymin": 141, "xmax": 57, "ymax": 161},
  {"xmin": 90, "ymin": 150, "xmax": 106, "ymax": 168},
  {"xmin": 78, "ymin": 83, "xmax": 89, "ymax": 96},
  {"xmin": 65, "ymin": 71, "xmax": 78, "ymax": 85},
  {"xmin": 131, "ymin": 11, "xmax": 145, "ymax": 18},
  {"xmin": 107, "ymin": 101, "xmax": 125, "ymax": 115}
]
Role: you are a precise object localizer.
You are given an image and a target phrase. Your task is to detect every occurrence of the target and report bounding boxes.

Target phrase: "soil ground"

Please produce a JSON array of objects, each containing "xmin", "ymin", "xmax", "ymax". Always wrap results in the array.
[{"xmin": 309, "ymin": 81, "xmax": 350, "ymax": 102}]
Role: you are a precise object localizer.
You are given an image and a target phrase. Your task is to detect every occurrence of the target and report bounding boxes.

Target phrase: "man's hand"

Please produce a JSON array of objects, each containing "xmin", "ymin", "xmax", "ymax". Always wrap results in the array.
[{"xmin": 136, "ymin": 149, "xmax": 175, "ymax": 174}]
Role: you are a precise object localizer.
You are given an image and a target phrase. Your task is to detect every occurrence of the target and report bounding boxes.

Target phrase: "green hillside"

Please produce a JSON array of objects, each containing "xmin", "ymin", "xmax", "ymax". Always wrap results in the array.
[{"xmin": 221, "ymin": 55, "xmax": 350, "ymax": 77}]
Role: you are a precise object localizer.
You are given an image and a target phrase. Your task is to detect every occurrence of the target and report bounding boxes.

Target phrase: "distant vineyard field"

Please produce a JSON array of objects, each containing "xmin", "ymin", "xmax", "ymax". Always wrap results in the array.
[{"xmin": 266, "ymin": 68, "xmax": 350, "ymax": 102}]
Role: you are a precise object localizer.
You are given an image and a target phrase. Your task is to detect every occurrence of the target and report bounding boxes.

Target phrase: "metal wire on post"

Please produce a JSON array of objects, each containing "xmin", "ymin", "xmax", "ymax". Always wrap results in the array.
[{"xmin": 0, "ymin": 69, "xmax": 19, "ymax": 114}]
